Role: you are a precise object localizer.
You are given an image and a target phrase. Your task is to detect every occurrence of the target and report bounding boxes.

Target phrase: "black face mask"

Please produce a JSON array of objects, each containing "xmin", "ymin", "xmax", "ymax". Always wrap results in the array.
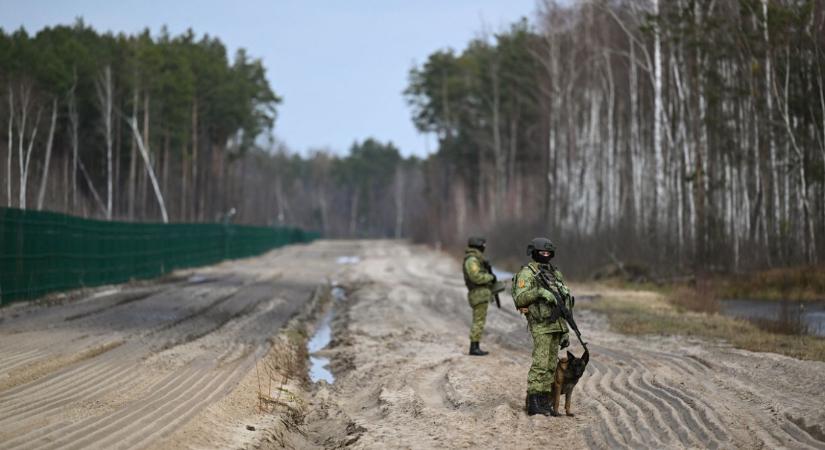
[{"xmin": 531, "ymin": 250, "xmax": 553, "ymax": 264}]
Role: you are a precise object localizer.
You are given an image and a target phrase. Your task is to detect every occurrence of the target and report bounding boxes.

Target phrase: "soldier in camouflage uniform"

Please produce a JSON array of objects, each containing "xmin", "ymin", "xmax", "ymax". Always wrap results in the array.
[
  {"xmin": 462, "ymin": 236, "xmax": 496, "ymax": 356},
  {"xmin": 512, "ymin": 237, "xmax": 573, "ymax": 416}
]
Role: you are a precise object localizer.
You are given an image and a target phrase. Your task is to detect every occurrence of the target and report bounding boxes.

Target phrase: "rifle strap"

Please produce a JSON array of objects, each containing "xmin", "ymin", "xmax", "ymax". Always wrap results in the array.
[{"xmin": 532, "ymin": 265, "xmax": 589, "ymax": 349}]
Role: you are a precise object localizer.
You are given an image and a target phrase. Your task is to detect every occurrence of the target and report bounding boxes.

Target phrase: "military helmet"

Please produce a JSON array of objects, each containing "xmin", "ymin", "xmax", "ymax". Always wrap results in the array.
[
  {"xmin": 467, "ymin": 236, "xmax": 486, "ymax": 250},
  {"xmin": 527, "ymin": 237, "xmax": 555, "ymax": 261}
]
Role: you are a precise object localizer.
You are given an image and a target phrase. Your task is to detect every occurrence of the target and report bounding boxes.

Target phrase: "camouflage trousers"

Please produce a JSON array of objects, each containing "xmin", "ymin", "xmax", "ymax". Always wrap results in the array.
[
  {"xmin": 527, "ymin": 330, "xmax": 563, "ymax": 394},
  {"xmin": 469, "ymin": 301, "xmax": 489, "ymax": 342}
]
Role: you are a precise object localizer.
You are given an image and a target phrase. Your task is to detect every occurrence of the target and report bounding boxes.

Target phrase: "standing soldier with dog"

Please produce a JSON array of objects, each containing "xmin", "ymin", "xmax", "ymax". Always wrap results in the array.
[{"xmin": 512, "ymin": 237, "xmax": 574, "ymax": 416}]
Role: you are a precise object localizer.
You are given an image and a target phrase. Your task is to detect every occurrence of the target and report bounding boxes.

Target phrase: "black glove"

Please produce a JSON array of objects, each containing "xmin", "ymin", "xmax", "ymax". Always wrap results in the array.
[{"xmin": 560, "ymin": 333, "xmax": 570, "ymax": 349}]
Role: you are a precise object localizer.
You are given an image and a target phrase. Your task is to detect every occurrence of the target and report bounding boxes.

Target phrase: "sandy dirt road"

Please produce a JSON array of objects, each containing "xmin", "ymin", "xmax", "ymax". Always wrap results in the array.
[
  {"xmin": 276, "ymin": 241, "xmax": 825, "ymax": 449},
  {"xmin": 2, "ymin": 240, "xmax": 824, "ymax": 449}
]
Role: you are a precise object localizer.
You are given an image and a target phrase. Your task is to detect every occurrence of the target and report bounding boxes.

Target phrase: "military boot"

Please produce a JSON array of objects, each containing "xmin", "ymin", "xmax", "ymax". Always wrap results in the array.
[
  {"xmin": 469, "ymin": 342, "xmax": 489, "ymax": 356},
  {"xmin": 540, "ymin": 393, "xmax": 561, "ymax": 417},
  {"xmin": 526, "ymin": 393, "xmax": 553, "ymax": 416}
]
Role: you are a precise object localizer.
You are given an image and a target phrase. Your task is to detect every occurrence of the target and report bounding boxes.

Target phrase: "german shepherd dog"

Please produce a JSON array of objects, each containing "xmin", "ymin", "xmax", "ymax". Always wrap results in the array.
[{"xmin": 551, "ymin": 349, "xmax": 589, "ymax": 416}]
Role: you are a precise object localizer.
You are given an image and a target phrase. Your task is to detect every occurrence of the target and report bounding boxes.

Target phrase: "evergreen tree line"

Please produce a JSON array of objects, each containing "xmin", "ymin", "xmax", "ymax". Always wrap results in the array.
[
  {"xmin": 0, "ymin": 21, "xmax": 279, "ymax": 223},
  {"xmin": 0, "ymin": 22, "xmax": 423, "ymax": 241}
]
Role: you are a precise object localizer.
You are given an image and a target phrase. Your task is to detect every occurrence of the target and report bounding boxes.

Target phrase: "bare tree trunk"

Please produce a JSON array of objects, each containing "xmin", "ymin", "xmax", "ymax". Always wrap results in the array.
[
  {"xmin": 18, "ymin": 88, "xmax": 42, "ymax": 210},
  {"xmin": 762, "ymin": 0, "xmax": 780, "ymax": 247},
  {"xmin": 162, "ymin": 130, "xmax": 169, "ymax": 205},
  {"xmin": 6, "ymin": 84, "xmax": 12, "ymax": 206},
  {"xmin": 673, "ymin": 41, "xmax": 696, "ymax": 257},
  {"xmin": 180, "ymin": 140, "xmax": 188, "ymax": 221},
  {"xmin": 454, "ymin": 180, "xmax": 466, "ymax": 241},
  {"xmin": 127, "ymin": 87, "xmax": 138, "ymax": 220},
  {"xmin": 114, "ymin": 97, "xmax": 121, "ymax": 216},
  {"xmin": 604, "ymin": 50, "xmax": 616, "ymax": 231},
  {"xmin": 394, "ymin": 166, "xmax": 405, "ymax": 239},
  {"xmin": 36, "ymin": 98, "xmax": 58, "ymax": 210},
  {"xmin": 818, "ymin": 48, "xmax": 825, "ymax": 246},
  {"xmin": 95, "ymin": 65, "xmax": 114, "ymax": 219},
  {"xmin": 507, "ymin": 114, "xmax": 519, "ymax": 201},
  {"xmin": 127, "ymin": 115, "xmax": 168, "ymax": 223},
  {"xmin": 16, "ymin": 83, "xmax": 31, "ymax": 208},
  {"xmin": 140, "ymin": 93, "xmax": 150, "ymax": 219},
  {"xmin": 191, "ymin": 98, "xmax": 198, "ymax": 221},
  {"xmin": 69, "ymin": 79, "xmax": 79, "ymax": 211},
  {"xmin": 548, "ymin": 40, "xmax": 560, "ymax": 226},
  {"xmin": 76, "ymin": 156, "xmax": 106, "ymax": 215},
  {"xmin": 349, "ymin": 188, "xmax": 360, "ymax": 237},
  {"xmin": 318, "ymin": 187, "xmax": 328, "ymax": 235},
  {"xmin": 652, "ymin": 0, "xmax": 665, "ymax": 234},
  {"xmin": 774, "ymin": 54, "xmax": 815, "ymax": 262},
  {"xmin": 62, "ymin": 152, "xmax": 69, "ymax": 211},
  {"xmin": 490, "ymin": 62, "xmax": 505, "ymax": 222},
  {"xmin": 629, "ymin": 41, "xmax": 641, "ymax": 233},
  {"xmin": 274, "ymin": 174, "xmax": 288, "ymax": 224},
  {"xmin": 198, "ymin": 143, "xmax": 208, "ymax": 221}
]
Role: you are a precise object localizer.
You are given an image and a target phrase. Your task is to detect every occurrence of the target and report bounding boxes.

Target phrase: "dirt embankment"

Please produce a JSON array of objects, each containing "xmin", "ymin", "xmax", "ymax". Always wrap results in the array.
[{"xmin": 273, "ymin": 242, "xmax": 825, "ymax": 449}]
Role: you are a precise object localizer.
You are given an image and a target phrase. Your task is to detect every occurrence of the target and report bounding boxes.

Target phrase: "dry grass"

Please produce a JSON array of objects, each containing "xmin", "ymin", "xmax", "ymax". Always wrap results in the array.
[
  {"xmin": 713, "ymin": 265, "xmax": 825, "ymax": 301},
  {"xmin": 255, "ymin": 332, "xmax": 306, "ymax": 414},
  {"xmin": 253, "ymin": 284, "xmax": 331, "ymax": 418},
  {"xmin": 581, "ymin": 286, "xmax": 825, "ymax": 362},
  {"xmin": 597, "ymin": 264, "xmax": 825, "ymax": 304},
  {"xmin": 669, "ymin": 281, "xmax": 720, "ymax": 314}
]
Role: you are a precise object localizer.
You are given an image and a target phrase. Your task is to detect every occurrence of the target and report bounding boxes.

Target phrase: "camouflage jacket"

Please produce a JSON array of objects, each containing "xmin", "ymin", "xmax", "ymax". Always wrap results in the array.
[
  {"xmin": 511, "ymin": 261, "xmax": 572, "ymax": 334},
  {"xmin": 463, "ymin": 248, "xmax": 494, "ymax": 307}
]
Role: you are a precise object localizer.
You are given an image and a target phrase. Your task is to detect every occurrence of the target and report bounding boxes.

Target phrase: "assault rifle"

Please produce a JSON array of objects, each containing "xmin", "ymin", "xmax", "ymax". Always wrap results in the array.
[
  {"xmin": 482, "ymin": 260, "xmax": 502, "ymax": 309},
  {"xmin": 535, "ymin": 266, "xmax": 587, "ymax": 350}
]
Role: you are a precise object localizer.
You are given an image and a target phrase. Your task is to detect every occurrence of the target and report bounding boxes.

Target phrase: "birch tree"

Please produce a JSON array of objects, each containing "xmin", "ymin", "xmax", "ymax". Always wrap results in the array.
[
  {"xmin": 95, "ymin": 65, "xmax": 114, "ymax": 219},
  {"xmin": 35, "ymin": 98, "xmax": 57, "ymax": 210},
  {"xmin": 127, "ymin": 114, "xmax": 168, "ymax": 223}
]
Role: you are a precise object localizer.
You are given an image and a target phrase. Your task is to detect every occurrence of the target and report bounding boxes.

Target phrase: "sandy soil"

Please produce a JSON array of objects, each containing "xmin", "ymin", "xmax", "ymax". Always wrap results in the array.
[
  {"xmin": 2, "ymin": 240, "xmax": 824, "ymax": 449},
  {"xmin": 0, "ymin": 240, "xmax": 364, "ymax": 450},
  {"xmin": 277, "ymin": 241, "xmax": 825, "ymax": 449}
]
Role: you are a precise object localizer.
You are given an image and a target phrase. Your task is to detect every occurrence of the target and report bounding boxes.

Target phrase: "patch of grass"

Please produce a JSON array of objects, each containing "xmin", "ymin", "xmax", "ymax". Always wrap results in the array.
[
  {"xmin": 283, "ymin": 327, "xmax": 308, "ymax": 348},
  {"xmin": 582, "ymin": 288, "xmax": 825, "ymax": 362},
  {"xmin": 601, "ymin": 264, "xmax": 825, "ymax": 303},
  {"xmin": 669, "ymin": 281, "xmax": 720, "ymax": 314},
  {"xmin": 714, "ymin": 265, "xmax": 825, "ymax": 301}
]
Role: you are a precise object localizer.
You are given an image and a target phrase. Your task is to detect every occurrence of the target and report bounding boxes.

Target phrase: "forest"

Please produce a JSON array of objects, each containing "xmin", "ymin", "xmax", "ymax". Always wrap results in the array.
[{"xmin": 2, "ymin": 0, "xmax": 825, "ymax": 277}]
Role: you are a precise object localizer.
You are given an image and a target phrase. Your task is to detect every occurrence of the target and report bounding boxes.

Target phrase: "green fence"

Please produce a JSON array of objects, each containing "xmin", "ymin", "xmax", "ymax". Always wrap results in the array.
[{"xmin": 0, "ymin": 207, "xmax": 319, "ymax": 304}]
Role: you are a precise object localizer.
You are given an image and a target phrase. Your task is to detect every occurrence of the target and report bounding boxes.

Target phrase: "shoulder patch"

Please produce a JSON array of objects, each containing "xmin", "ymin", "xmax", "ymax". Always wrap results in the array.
[{"xmin": 518, "ymin": 278, "xmax": 526, "ymax": 288}]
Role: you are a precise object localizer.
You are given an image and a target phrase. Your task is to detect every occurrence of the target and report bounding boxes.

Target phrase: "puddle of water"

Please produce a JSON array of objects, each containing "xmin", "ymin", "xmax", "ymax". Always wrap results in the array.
[
  {"xmin": 336, "ymin": 256, "xmax": 360, "ymax": 265},
  {"xmin": 721, "ymin": 299, "xmax": 825, "ymax": 337},
  {"xmin": 308, "ymin": 309, "xmax": 333, "ymax": 353},
  {"xmin": 331, "ymin": 286, "xmax": 347, "ymax": 301},
  {"xmin": 187, "ymin": 274, "xmax": 214, "ymax": 284},
  {"xmin": 309, "ymin": 355, "xmax": 334, "ymax": 384},
  {"xmin": 307, "ymin": 285, "xmax": 348, "ymax": 383}
]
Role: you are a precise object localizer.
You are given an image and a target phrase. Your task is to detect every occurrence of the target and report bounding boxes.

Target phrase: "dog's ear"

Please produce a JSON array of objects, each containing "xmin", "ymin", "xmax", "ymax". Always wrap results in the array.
[
  {"xmin": 567, "ymin": 350, "xmax": 575, "ymax": 361},
  {"xmin": 582, "ymin": 349, "xmax": 590, "ymax": 364}
]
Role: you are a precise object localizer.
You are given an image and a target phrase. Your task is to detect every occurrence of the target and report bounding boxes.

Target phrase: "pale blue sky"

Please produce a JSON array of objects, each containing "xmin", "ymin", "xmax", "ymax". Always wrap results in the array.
[{"xmin": 0, "ymin": 0, "xmax": 540, "ymax": 157}]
